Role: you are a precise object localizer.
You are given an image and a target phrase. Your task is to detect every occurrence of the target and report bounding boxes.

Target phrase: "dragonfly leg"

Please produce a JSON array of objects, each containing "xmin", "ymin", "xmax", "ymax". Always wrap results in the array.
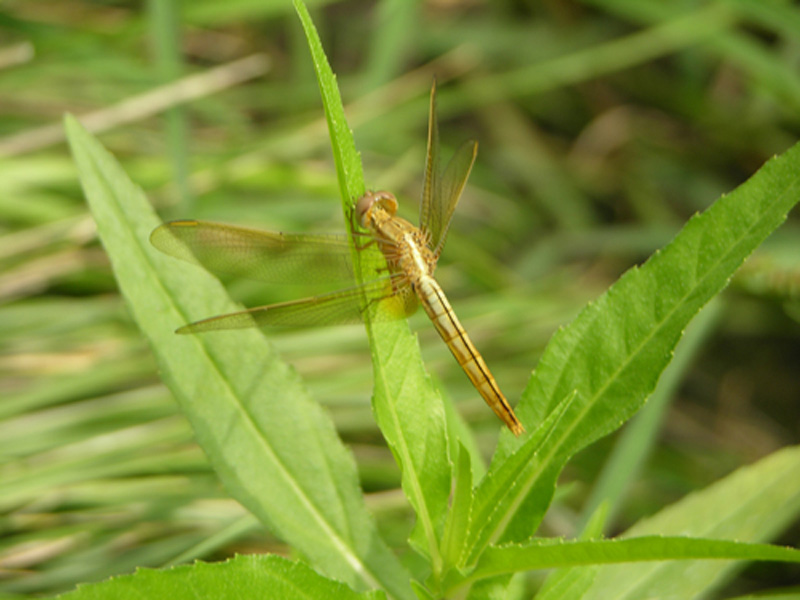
[
  {"xmin": 352, "ymin": 236, "xmax": 377, "ymax": 252},
  {"xmin": 346, "ymin": 202, "xmax": 361, "ymax": 233}
]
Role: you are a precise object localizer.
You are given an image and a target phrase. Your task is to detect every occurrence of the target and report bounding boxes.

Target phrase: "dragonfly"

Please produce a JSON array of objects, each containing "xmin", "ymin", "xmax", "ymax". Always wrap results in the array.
[{"xmin": 150, "ymin": 81, "xmax": 524, "ymax": 436}]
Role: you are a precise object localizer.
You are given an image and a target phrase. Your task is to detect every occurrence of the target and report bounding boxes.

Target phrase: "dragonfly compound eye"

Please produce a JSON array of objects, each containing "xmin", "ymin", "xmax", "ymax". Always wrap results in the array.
[{"xmin": 356, "ymin": 191, "xmax": 398, "ymax": 226}]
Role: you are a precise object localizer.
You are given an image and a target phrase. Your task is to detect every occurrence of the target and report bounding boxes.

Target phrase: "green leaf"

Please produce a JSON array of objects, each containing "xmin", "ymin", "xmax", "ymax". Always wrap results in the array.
[
  {"xmin": 460, "ymin": 390, "xmax": 576, "ymax": 567},
  {"xmin": 534, "ymin": 503, "xmax": 608, "ymax": 600},
  {"xmin": 581, "ymin": 445, "xmax": 800, "ymax": 599},
  {"xmin": 462, "ymin": 536, "xmax": 800, "ymax": 584},
  {"xmin": 53, "ymin": 554, "xmax": 385, "ymax": 600},
  {"xmin": 465, "ymin": 139, "xmax": 800, "ymax": 562},
  {"xmin": 64, "ymin": 115, "xmax": 411, "ymax": 599},
  {"xmin": 293, "ymin": 0, "xmax": 452, "ymax": 573},
  {"xmin": 533, "ymin": 567, "xmax": 597, "ymax": 600},
  {"xmin": 576, "ymin": 299, "xmax": 723, "ymax": 531},
  {"xmin": 440, "ymin": 443, "xmax": 474, "ymax": 571},
  {"xmin": 293, "ymin": 0, "xmax": 363, "ymax": 208},
  {"xmin": 409, "ymin": 581, "xmax": 436, "ymax": 600}
]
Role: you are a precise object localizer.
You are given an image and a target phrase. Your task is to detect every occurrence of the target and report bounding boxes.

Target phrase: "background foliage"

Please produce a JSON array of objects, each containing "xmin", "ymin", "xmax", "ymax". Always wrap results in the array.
[{"xmin": 1, "ymin": 0, "xmax": 799, "ymax": 597}]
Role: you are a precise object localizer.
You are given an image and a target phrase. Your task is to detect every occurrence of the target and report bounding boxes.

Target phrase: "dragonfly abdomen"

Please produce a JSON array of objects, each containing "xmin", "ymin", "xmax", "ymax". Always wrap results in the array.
[{"xmin": 415, "ymin": 276, "xmax": 524, "ymax": 436}]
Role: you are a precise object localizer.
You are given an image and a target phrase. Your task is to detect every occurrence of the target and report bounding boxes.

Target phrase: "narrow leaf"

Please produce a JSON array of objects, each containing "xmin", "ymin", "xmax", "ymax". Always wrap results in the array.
[
  {"xmin": 293, "ymin": 0, "xmax": 363, "ymax": 208},
  {"xmin": 462, "ymin": 391, "xmax": 576, "ymax": 566},
  {"xmin": 577, "ymin": 299, "xmax": 723, "ymax": 531},
  {"xmin": 441, "ymin": 443, "xmax": 474, "ymax": 569},
  {"xmin": 582, "ymin": 445, "xmax": 800, "ymax": 599},
  {"xmin": 463, "ymin": 536, "xmax": 800, "ymax": 583},
  {"xmin": 65, "ymin": 115, "xmax": 411, "ymax": 599},
  {"xmin": 294, "ymin": 0, "xmax": 452, "ymax": 571},
  {"xmin": 532, "ymin": 505, "xmax": 609, "ymax": 600}
]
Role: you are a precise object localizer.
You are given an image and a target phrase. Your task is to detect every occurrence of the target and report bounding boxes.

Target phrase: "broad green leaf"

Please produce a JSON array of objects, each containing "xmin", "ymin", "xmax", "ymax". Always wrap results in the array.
[
  {"xmin": 465, "ymin": 140, "xmax": 800, "ymax": 562},
  {"xmin": 53, "ymin": 554, "xmax": 385, "ymax": 600},
  {"xmin": 64, "ymin": 115, "xmax": 411, "ymax": 600},
  {"xmin": 582, "ymin": 445, "xmax": 800, "ymax": 599},
  {"xmin": 577, "ymin": 299, "xmax": 723, "ymax": 531},
  {"xmin": 294, "ymin": 0, "xmax": 451, "ymax": 572}
]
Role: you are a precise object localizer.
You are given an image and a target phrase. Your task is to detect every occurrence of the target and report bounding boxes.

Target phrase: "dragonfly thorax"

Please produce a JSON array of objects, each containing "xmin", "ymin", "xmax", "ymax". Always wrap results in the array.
[
  {"xmin": 397, "ymin": 231, "xmax": 436, "ymax": 284},
  {"xmin": 357, "ymin": 190, "xmax": 436, "ymax": 282}
]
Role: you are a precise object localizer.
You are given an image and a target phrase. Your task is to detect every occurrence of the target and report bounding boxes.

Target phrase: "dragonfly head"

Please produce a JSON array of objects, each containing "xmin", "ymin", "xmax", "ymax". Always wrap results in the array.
[{"xmin": 356, "ymin": 190, "xmax": 398, "ymax": 227}]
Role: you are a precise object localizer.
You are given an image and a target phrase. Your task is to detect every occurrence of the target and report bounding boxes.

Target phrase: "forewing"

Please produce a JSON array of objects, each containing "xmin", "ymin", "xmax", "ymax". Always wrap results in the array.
[
  {"xmin": 419, "ymin": 80, "xmax": 441, "ymax": 243},
  {"xmin": 430, "ymin": 139, "xmax": 478, "ymax": 257},
  {"xmin": 417, "ymin": 81, "xmax": 479, "ymax": 256},
  {"xmin": 176, "ymin": 276, "xmax": 411, "ymax": 333},
  {"xmin": 150, "ymin": 220, "xmax": 356, "ymax": 285}
]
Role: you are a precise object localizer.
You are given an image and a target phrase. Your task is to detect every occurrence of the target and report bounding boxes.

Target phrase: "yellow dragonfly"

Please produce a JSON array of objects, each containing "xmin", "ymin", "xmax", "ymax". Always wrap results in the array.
[{"xmin": 150, "ymin": 82, "xmax": 524, "ymax": 436}]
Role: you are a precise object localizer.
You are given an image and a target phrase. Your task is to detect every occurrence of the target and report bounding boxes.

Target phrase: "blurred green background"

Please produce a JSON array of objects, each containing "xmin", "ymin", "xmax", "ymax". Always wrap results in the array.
[{"xmin": 1, "ymin": 0, "xmax": 799, "ymax": 597}]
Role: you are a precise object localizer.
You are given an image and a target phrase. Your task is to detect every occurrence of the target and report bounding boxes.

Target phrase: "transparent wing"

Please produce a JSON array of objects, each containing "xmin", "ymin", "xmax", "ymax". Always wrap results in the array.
[
  {"xmin": 150, "ymin": 219, "xmax": 361, "ymax": 285},
  {"xmin": 176, "ymin": 275, "xmax": 416, "ymax": 333},
  {"xmin": 418, "ymin": 80, "xmax": 479, "ymax": 257},
  {"xmin": 419, "ymin": 80, "xmax": 441, "ymax": 242},
  {"xmin": 431, "ymin": 139, "xmax": 478, "ymax": 257}
]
